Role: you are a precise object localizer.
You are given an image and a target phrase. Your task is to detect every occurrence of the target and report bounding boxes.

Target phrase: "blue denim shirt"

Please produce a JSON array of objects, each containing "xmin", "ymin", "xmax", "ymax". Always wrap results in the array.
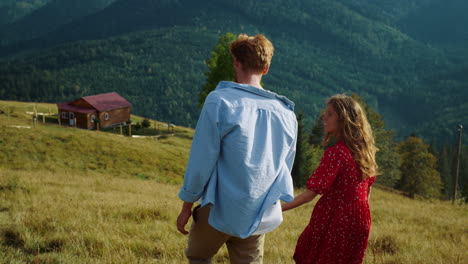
[{"xmin": 178, "ymin": 81, "xmax": 297, "ymax": 238}]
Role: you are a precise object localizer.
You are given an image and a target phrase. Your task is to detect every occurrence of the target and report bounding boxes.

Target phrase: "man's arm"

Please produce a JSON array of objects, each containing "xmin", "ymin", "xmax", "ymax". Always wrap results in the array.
[
  {"xmin": 177, "ymin": 202, "xmax": 194, "ymax": 235},
  {"xmin": 176, "ymin": 101, "xmax": 221, "ymax": 234}
]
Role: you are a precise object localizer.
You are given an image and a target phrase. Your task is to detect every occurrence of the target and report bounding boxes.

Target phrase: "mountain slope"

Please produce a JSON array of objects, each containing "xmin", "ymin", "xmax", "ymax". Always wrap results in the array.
[
  {"xmin": 0, "ymin": 0, "xmax": 51, "ymax": 26},
  {"xmin": 397, "ymin": 0, "xmax": 468, "ymax": 49},
  {"xmin": 0, "ymin": 0, "xmax": 466, "ymax": 143},
  {"xmin": 0, "ymin": 0, "xmax": 116, "ymax": 45}
]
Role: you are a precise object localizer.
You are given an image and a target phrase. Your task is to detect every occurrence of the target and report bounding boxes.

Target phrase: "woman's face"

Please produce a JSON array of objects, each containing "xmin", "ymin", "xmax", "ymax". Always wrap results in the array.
[{"xmin": 323, "ymin": 103, "xmax": 340, "ymax": 135}]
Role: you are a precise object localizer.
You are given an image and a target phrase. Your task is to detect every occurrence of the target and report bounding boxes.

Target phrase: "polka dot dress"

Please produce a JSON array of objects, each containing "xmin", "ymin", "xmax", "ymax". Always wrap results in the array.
[{"xmin": 294, "ymin": 141, "xmax": 376, "ymax": 264}]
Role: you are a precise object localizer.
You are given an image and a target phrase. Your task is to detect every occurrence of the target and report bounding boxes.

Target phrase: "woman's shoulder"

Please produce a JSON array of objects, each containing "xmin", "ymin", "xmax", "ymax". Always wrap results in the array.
[
  {"xmin": 323, "ymin": 141, "xmax": 353, "ymax": 163},
  {"xmin": 367, "ymin": 176, "xmax": 377, "ymax": 185},
  {"xmin": 325, "ymin": 141, "xmax": 349, "ymax": 155}
]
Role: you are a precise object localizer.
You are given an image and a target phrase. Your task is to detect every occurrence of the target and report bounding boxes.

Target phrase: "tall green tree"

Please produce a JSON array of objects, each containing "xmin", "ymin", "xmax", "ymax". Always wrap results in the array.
[
  {"xmin": 350, "ymin": 93, "xmax": 401, "ymax": 187},
  {"xmin": 198, "ymin": 32, "xmax": 237, "ymax": 107},
  {"xmin": 292, "ymin": 112, "xmax": 313, "ymax": 187},
  {"xmin": 438, "ymin": 145, "xmax": 455, "ymax": 199},
  {"xmin": 397, "ymin": 136, "xmax": 442, "ymax": 199},
  {"xmin": 307, "ymin": 112, "xmax": 326, "ymax": 176},
  {"xmin": 309, "ymin": 113, "xmax": 324, "ymax": 147},
  {"xmin": 460, "ymin": 146, "xmax": 468, "ymax": 202}
]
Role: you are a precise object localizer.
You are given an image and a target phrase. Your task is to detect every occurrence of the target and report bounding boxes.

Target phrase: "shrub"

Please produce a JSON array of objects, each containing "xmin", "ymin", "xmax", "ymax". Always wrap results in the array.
[
  {"xmin": 1, "ymin": 229, "xmax": 24, "ymax": 248},
  {"xmin": 370, "ymin": 235, "xmax": 399, "ymax": 255},
  {"xmin": 142, "ymin": 119, "xmax": 151, "ymax": 128}
]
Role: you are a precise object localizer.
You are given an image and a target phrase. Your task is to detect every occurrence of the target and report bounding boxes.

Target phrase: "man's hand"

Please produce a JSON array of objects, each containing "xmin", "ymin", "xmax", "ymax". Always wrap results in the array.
[{"xmin": 176, "ymin": 202, "xmax": 193, "ymax": 235}]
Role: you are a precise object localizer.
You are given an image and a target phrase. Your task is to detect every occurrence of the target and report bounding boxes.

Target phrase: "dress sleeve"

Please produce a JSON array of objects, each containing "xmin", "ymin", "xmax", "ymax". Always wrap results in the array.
[
  {"xmin": 306, "ymin": 147, "xmax": 343, "ymax": 195},
  {"xmin": 368, "ymin": 176, "xmax": 376, "ymax": 188}
]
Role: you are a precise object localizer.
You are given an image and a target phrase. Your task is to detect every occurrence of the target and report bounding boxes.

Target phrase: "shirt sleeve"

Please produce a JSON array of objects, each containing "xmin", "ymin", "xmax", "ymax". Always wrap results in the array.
[
  {"xmin": 279, "ymin": 120, "xmax": 297, "ymax": 203},
  {"xmin": 285, "ymin": 121, "xmax": 298, "ymax": 172},
  {"xmin": 306, "ymin": 147, "xmax": 342, "ymax": 195},
  {"xmin": 178, "ymin": 101, "xmax": 221, "ymax": 203}
]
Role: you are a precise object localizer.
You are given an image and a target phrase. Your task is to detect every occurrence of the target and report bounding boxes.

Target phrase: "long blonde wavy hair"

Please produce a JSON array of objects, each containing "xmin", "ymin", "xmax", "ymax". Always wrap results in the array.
[{"xmin": 322, "ymin": 94, "xmax": 379, "ymax": 180}]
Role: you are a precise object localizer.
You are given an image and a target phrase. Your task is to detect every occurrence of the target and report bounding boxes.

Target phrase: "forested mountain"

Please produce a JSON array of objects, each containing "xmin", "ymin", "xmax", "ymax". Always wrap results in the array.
[
  {"xmin": 0, "ymin": 0, "xmax": 466, "ymax": 144},
  {"xmin": 0, "ymin": 0, "xmax": 50, "ymax": 26},
  {"xmin": 0, "ymin": 0, "xmax": 116, "ymax": 45},
  {"xmin": 397, "ymin": 0, "xmax": 468, "ymax": 49}
]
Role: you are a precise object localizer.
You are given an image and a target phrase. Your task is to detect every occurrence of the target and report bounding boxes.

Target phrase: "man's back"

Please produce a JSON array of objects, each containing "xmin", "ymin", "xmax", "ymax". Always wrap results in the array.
[
  {"xmin": 179, "ymin": 81, "xmax": 297, "ymax": 238},
  {"xmin": 176, "ymin": 33, "xmax": 296, "ymax": 264}
]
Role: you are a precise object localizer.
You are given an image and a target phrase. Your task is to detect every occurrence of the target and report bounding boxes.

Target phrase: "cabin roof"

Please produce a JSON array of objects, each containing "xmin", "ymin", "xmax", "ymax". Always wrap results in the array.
[
  {"xmin": 80, "ymin": 92, "xmax": 131, "ymax": 112},
  {"xmin": 58, "ymin": 92, "xmax": 131, "ymax": 113}
]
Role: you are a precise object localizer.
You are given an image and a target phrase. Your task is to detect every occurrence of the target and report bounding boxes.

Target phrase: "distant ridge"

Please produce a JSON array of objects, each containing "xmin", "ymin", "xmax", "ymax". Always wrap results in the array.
[
  {"xmin": 0, "ymin": 0, "xmax": 466, "ymax": 143},
  {"xmin": 0, "ymin": 0, "xmax": 116, "ymax": 46}
]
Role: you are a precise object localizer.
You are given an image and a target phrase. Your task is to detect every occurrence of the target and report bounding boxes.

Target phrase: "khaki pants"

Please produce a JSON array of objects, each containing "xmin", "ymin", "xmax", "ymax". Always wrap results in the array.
[{"xmin": 185, "ymin": 206, "xmax": 265, "ymax": 264}]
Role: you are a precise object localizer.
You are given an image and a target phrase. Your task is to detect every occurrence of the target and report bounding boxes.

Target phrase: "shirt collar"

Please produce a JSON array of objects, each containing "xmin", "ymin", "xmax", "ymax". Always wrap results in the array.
[{"xmin": 216, "ymin": 81, "xmax": 295, "ymax": 111}]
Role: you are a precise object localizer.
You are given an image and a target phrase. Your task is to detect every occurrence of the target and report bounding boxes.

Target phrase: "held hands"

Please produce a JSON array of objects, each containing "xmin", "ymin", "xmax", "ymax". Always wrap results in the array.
[
  {"xmin": 176, "ymin": 202, "xmax": 193, "ymax": 235},
  {"xmin": 282, "ymin": 202, "xmax": 293, "ymax": 212},
  {"xmin": 282, "ymin": 190, "xmax": 318, "ymax": 212}
]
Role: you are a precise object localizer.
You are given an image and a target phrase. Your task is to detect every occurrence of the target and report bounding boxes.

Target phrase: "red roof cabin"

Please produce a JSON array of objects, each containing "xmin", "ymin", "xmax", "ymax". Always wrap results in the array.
[{"xmin": 57, "ymin": 92, "xmax": 132, "ymax": 129}]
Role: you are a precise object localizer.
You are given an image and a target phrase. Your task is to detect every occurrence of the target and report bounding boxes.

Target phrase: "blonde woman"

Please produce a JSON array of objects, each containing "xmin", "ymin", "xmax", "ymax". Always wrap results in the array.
[{"xmin": 282, "ymin": 94, "xmax": 378, "ymax": 264}]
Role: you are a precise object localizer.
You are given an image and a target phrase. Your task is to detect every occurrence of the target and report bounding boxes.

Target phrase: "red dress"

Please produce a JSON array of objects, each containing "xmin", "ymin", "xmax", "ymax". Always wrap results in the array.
[{"xmin": 294, "ymin": 141, "xmax": 375, "ymax": 264}]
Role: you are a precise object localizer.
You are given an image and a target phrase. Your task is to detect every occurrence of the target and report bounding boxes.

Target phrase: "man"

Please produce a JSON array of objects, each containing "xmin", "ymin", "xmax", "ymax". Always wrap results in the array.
[{"xmin": 177, "ymin": 33, "xmax": 297, "ymax": 264}]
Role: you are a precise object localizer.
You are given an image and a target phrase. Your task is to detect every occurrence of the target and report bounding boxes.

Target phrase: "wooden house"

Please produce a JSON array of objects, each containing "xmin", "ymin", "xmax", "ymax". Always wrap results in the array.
[{"xmin": 57, "ymin": 92, "xmax": 132, "ymax": 129}]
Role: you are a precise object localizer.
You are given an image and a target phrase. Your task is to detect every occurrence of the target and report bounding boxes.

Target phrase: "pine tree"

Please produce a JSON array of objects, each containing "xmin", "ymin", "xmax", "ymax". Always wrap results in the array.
[
  {"xmin": 198, "ymin": 32, "xmax": 236, "ymax": 107},
  {"xmin": 460, "ymin": 146, "xmax": 468, "ymax": 202},
  {"xmin": 438, "ymin": 145, "xmax": 454, "ymax": 199},
  {"xmin": 292, "ymin": 112, "xmax": 312, "ymax": 187},
  {"xmin": 397, "ymin": 136, "xmax": 442, "ymax": 199},
  {"xmin": 350, "ymin": 93, "xmax": 401, "ymax": 187},
  {"xmin": 309, "ymin": 113, "xmax": 323, "ymax": 147}
]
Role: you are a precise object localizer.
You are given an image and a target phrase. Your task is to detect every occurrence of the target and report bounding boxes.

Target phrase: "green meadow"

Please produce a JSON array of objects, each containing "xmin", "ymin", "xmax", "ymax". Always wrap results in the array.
[{"xmin": 0, "ymin": 101, "xmax": 466, "ymax": 263}]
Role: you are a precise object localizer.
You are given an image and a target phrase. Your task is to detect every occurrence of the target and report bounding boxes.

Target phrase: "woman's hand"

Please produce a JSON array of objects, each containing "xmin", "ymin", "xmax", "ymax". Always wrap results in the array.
[{"xmin": 282, "ymin": 190, "xmax": 317, "ymax": 212}]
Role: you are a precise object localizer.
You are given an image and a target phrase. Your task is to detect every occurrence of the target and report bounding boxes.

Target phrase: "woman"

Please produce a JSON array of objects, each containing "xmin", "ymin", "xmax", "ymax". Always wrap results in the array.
[{"xmin": 282, "ymin": 94, "xmax": 378, "ymax": 264}]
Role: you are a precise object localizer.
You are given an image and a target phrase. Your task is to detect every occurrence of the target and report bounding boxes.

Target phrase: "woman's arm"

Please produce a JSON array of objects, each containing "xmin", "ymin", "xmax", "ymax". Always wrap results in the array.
[{"xmin": 282, "ymin": 189, "xmax": 318, "ymax": 211}]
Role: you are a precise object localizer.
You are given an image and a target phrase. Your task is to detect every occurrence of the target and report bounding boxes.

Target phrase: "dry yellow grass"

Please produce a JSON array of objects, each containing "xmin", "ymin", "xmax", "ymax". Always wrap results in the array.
[{"xmin": 1, "ymin": 170, "xmax": 466, "ymax": 264}]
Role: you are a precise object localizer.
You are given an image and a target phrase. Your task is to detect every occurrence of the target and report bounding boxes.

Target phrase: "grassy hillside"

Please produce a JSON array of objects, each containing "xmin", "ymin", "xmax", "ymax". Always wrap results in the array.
[
  {"xmin": 1, "ymin": 102, "xmax": 467, "ymax": 263},
  {"xmin": 1, "ymin": 170, "xmax": 466, "ymax": 264},
  {"xmin": 0, "ymin": 100, "xmax": 193, "ymax": 184}
]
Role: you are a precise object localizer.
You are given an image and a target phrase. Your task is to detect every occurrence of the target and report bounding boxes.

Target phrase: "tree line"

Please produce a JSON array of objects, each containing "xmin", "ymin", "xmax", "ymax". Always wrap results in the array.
[{"xmin": 292, "ymin": 95, "xmax": 467, "ymax": 202}]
